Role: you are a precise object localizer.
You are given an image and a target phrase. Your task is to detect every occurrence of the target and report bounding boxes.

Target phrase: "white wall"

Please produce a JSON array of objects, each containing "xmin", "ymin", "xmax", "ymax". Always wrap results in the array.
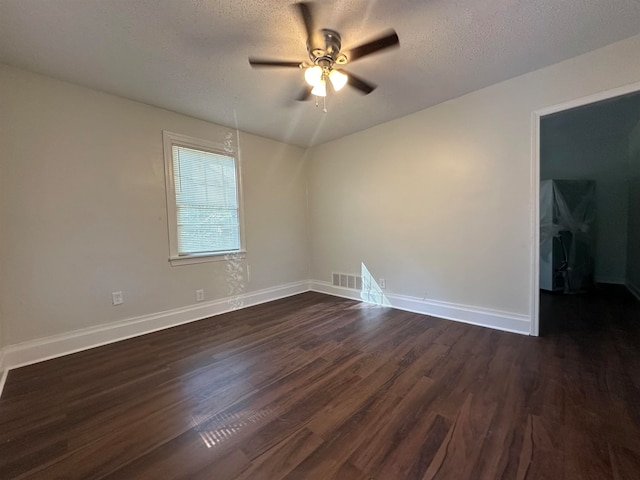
[
  {"xmin": 306, "ymin": 34, "xmax": 640, "ymax": 329},
  {"xmin": 3, "ymin": 34, "xmax": 640, "ymax": 352},
  {"xmin": 0, "ymin": 238, "xmax": 3, "ymax": 377},
  {"xmin": 0, "ymin": 64, "xmax": 308, "ymax": 346},
  {"xmin": 0, "ymin": 145, "xmax": 3, "ymax": 347},
  {"xmin": 0, "ymin": 124, "xmax": 7, "ymax": 356},
  {"xmin": 628, "ymin": 119, "xmax": 640, "ymax": 298},
  {"xmin": 0, "ymin": 232, "xmax": 4, "ymax": 371},
  {"xmin": 541, "ymin": 133, "xmax": 629, "ymax": 284}
]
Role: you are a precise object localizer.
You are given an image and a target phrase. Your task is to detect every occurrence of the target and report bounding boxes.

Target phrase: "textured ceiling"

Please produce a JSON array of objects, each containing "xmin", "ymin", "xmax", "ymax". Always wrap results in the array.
[{"xmin": 2, "ymin": 0, "xmax": 640, "ymax": 147}]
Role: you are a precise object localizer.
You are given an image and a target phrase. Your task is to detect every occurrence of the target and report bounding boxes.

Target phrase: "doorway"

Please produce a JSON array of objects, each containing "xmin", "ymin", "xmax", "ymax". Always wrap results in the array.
[{"xmin": 531, "ymin": 84, "xmax": 640, "ymax": 336}]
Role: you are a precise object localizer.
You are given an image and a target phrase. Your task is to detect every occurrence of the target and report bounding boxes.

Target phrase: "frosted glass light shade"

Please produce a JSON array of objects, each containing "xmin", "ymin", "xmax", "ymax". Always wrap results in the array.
[
  {"xmin": 329, "ymin": 69, "xmax": 348, "ymax": 91},
  {"xmin": 311, "ymin": 79, "xmax": 327, "ymax": 97},
  {"xmin": 304, "ymin": 66, "xmax": 323, "ymax": 86}
]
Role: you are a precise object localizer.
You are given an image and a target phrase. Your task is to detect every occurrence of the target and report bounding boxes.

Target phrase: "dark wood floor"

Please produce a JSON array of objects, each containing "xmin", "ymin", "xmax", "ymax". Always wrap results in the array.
[{"xmin": 1, "ymin": 290, "xmax": 639, "ymax": 479}]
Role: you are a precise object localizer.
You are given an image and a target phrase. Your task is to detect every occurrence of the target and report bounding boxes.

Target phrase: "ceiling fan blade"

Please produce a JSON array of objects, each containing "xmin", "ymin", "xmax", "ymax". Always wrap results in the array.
[
  {"xmin": 249, "ymin": 58, "xmax": 302, "ymax": 68},
  {"xmin": 342, "ymin": 70, "xmax": 376, "ymax": 95},
  {"xmin": 295, "ymin": 2, "xmax": 318, "ymax": 45},
  {"xmin": 296, "ymin": 86, "xmax": 312, "ymax": 101},
  {"xmin": 345, "ymin": 30, "xmax": 399, "ymax": 63}
]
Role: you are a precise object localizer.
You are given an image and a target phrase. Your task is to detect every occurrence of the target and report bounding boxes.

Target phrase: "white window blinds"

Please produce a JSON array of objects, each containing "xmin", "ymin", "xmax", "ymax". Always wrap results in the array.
[{"xmin": 172, "ymin": 145, "xmax": 240, "ymax": 255}]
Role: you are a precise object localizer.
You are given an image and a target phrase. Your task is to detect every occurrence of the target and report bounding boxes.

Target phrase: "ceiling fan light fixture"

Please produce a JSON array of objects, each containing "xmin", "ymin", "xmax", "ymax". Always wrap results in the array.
[
  {"xmin": 329, "ymin": 69, "xmax": 348, "ymax": 91},
  {"xmin": 304, "ymin": 65, "xmax": 323, "ymax": 86},
  {"xmin": 248, "ymin": 3, "xmax": 400, "ymax": 105},
  {"xmin": 311, "ymin": 79, "xmax": 327, "ymax": 97}
]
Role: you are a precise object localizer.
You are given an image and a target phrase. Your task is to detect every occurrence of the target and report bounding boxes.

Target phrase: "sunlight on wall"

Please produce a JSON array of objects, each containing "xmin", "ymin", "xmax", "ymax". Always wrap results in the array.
[
  {"xmin": 225, "ymin": 253, "xmax": 246, "ymax": 310},
  {"xmin": 224, "ymin": 129, "xmax": 246, "ymax": 310},
  {"xmin": 360, "ymin": 262, "xmax": 391, "ymax": 306}
]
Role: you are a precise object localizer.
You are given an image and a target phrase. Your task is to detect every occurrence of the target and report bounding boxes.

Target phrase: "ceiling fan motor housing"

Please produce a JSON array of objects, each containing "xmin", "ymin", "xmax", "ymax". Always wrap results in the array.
[
  {"xmin": 248, "ymin": 2, "xmax": 399, "ymax": 98},
  {"xmin": 308, "ymin": 29, "xmax": 348, "ymax": 67}
]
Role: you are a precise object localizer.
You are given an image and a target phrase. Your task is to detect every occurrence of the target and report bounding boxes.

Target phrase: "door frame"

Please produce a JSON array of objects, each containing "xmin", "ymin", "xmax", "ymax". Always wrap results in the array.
[{"xmin": 529, "ymin": 81, "xmax": 640, "ymax": 336}]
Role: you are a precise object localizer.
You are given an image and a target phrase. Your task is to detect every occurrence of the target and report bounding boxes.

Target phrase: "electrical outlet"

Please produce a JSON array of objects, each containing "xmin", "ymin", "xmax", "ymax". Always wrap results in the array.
[
  {"xmin": 379, "ymin": 278, "xmax": 386, "ymax": 289},
  {"xmin": 246, "ymin": 264, "xmax": 251, "ymax": 282},
  {"xmin": 112, "ymin": 291, "xmax": 124, "ymax": 305},
  {"xmin": 196, "ymin": 289, "xmax": 205, "ymax": 302}
]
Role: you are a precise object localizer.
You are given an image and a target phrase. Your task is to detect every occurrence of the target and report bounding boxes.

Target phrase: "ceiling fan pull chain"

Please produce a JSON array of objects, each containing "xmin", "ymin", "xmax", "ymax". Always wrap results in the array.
[{"xmin": 323, "ymin": 95, "xmax": 327, "ymax": 113}]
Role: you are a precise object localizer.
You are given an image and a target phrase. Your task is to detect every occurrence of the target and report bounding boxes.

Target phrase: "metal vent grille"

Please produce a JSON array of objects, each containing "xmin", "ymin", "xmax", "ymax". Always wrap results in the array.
[{"xmin": 332, "ymin": 272, "xmax": 363, "ymax": 290}]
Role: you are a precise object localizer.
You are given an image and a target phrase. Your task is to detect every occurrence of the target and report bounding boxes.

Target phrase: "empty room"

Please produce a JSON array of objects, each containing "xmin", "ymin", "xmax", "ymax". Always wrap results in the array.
[{"xmin": 1, "ymin": 1, "xmax": 640, "ymax": 478}]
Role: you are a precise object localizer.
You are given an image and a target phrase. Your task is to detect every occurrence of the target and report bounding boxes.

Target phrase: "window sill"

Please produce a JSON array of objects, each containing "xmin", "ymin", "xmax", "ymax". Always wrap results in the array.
[{"xmin": 169, "ymin": 250, "xmax": 246, "ymax": 266}]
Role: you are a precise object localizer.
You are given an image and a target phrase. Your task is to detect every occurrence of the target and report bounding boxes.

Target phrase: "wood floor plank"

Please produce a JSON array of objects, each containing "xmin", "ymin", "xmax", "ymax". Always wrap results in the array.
[
  {"xmin": 99, "ymin": 429, "xmax": 249, "ymax": 480},
  {"xmin": 421, "ymin": 393, "xmax": 498, "ymax": 479},
  {"xmin": 328, "ymin": 460, "xmax": 372, "ymax": 480},
  {"xmin": 609, "ymin": 443, "xmax": 640, "ymax": 480},
  {"xmin": 470, "ymin": 363, "xmax": 530, "ymax": 479},
  {"xmin": 283, "ymin": 375, "xmax": 406, "ymax": 478},
  {"xmin": 0, "ymin": 288, "xmax": 639, "ymax": 479},
  {"xmin": 348, "ymin": 376, "xmax": 437, "ymax": 477},
  {"xmin": 234, "ymin": 427, "xmax": 324, "ymax": 479}
]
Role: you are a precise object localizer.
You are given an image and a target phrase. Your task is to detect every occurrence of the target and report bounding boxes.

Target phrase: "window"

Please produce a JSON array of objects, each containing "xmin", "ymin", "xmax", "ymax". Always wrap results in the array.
[{"xmin": 163, "ymin": 131, "xmax": 244, "ymax": 265}]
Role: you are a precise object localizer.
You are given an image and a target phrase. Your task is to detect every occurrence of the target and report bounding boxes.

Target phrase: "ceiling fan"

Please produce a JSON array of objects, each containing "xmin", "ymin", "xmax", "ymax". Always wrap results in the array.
[{"xmin": 248, "ymin": 2, "xmax": 400, "ymax": 107}]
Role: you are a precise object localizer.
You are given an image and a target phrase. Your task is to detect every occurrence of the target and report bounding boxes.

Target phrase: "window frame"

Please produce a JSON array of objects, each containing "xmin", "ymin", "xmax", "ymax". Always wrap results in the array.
[{"xmin": 163, "ymin": 130, "xmax": 246, "ymax": 266}]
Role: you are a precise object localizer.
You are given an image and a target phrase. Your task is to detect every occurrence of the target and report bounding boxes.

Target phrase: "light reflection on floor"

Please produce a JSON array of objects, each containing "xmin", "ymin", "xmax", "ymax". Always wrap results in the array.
[{"xmin": 189, "ymin": 408, "xmax": 272, "ymax": 448}]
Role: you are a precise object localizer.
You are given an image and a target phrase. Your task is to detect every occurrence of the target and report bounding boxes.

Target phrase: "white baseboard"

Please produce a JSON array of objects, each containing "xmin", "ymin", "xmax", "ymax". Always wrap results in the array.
[
  {"xmin": 3, "ymin": 281, "xmax": 310, "ymax": 372},
  {"xmin": 0, "ymin": 278, "xmax": 532, "ymax": 399},
  {"xmin": 310, "ymin": 281, "xmax": 530, "ymax": 335},
  {"xmin": 0, "ymin": 349, "xmax": 7, "ymax": 398},
  {"xmin": 309, "ymin": 281, "xmax": 364, "ymax": 302},
  {"xmin": 627, "ymin": 281, "xmax": 640, "ymax": 302}
]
